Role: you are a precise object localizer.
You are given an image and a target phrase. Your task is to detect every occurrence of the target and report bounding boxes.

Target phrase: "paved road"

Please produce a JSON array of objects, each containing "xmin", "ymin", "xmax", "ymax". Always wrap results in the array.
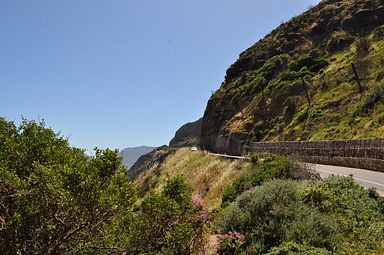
[
  {"xmin": 206, "ymin": 152, "xmax": 384, "ymax": 196},
  {"xmin": 306, "ymin": 163, "xmax": 384, "ymax": 196},
  {"xmin": 208, "ymin": 153, "xmax": 249, "ymax": 160}
]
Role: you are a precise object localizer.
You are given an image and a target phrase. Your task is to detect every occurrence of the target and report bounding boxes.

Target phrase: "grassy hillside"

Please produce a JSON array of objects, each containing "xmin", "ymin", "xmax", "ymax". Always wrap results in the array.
[
  {"xmin": 201, "ymin": 0, "xmax": 384, "ymax": 154},
  {"xmin": 2, "ymin": 118, "xmax": 383, "ymax": 254},
  {"xmin": 134, "ymin": 148, "xmax": 252, "ymax": 208},
  {"xmin": 133, "ymin": 148, "xmax": 384, "ymax": 254}
]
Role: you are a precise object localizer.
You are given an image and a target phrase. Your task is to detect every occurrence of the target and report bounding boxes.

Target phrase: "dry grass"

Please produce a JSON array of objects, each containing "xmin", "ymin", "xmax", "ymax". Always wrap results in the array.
[{"xmin": 134, "ymin": 148, "xmax": 252, "ymax": 209}]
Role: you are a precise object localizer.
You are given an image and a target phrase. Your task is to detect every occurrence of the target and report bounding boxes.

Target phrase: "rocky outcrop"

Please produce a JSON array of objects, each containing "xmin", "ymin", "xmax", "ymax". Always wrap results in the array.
[
  {"xmin": 201, "ymin": 0, "xmax": 384, "ymax": 155},
  {"xmin": 128, "ymin": 146, "xmax": 176, "ymax": 178},
  {"xmin": 169, "ymin": 118, "xmax": 202, "ymax": 148}
]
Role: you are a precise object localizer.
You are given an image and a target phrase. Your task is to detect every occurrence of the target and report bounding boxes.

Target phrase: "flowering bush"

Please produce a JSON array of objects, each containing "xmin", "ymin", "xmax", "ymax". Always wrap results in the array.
[
  {"xmin": 118, "ymin": 178, "xmax": 211, "ymax": 254},
  {"xmin": 192, "ymin": 197, "xmax": 210, "ymax": 222},
  {"xmin": 217, "ymin": 231, "xmax": 245, "ymax": 255}
]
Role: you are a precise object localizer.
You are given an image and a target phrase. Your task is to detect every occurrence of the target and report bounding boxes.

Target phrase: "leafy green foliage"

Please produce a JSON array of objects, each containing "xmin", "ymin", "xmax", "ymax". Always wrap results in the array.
[
  {"xmin": 219, "ymin": 176, "xmax": 384, "ymax": 255},
  {"xmin": 222, "ymin": 154, "xmax": 292, "ymax": 206},
  {"xmin": 281, "ymin": 53, "xmax": 328, "ymax": 82},
  {"xmin": 0, "ymin": 118, "xmax": 136, "ymax": 254},
  {"xmin": 228, "ymin": 54, "xmax": 289, "ymax": 102},
  {"xmin": 249, "ymin": 153, "xmax": 259, "ymax": 163},
  {"xmin": 217, "ymin": 231, "xmax": 245, "ymax": 255},
  {"xmin": 265, "ymin": 242, "xmax": 331, "ymax": 255},
  {"xmin": 303, "ymin": 175, "xmax": 384, "ymax": 253},
  {"xmin": 219, "ymin": 180, "xmax": 337, "ymax": 254},
  {"xmin": 257, "ymin": 53, "xmax": 289, "ymax": 80},
  {"xmin": 111, "ymin": 178, "xmax": 210, "ymax": 254},
  {"xmin": 289, "ymin": 53, "xmax": 328, "ymax": 73}
]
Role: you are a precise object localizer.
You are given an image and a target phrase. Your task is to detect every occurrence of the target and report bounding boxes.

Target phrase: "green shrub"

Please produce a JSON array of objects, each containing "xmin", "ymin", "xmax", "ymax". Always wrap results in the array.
[
  {"xmin": 0, "ymin": 119, "xmax": 137, "ymax": 255},
  {"xmin": 281, "ymin": 53, "xmax": 328, "ymax": 83},
  {"xmin": 219, "ymin": 180, "xmax": 337, "ymax": 254},
  {"xmin": 303, "ymin": 175, "xmax": 384, "ymax": 253},
  {"xmin": 222, "ymin": 154, "xmax": 293, "ymax": 206},
  {"xmin": 265, "ymin": 242, "xmax": 331, "ymax": 255},
  {"xmin": 120, "ymin": 178, "xmax": 210, "ymax": 254},
  {"xmin": 288, "ymin": 53, "xmax": 328, "ymax": 73},
  {"xmin": 250, "ymin": 153, "xmax": 259, "ymax": 163},
  {"xmin": 281, "ymin": 66, "xmax": 313, "ymax": 81},
  {"xmin": 255, "ymin": 154, "xmax": 292, "ymax": 182},
  {"xmin": 257, "ymin": 53, "xmax": 289, "ymax": 80},
  {"xmin": 217, "ymin": 231, "xmax": 245, "ymax": 255}
]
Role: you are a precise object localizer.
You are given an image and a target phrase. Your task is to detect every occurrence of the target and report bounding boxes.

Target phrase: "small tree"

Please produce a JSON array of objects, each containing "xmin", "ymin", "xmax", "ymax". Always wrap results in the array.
[
  {"xmin": 0, "ymin": 119, "xmax": 136, "ymax": 254},
  {"xmin": 122, "ymin": 178, "xmax": 210, "ymax": 254}
]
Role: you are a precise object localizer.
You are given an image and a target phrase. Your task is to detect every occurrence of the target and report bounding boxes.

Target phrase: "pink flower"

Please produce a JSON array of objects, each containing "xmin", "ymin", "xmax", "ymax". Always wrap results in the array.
[
  {"xmin": 192, "ymin": 197, "xmax": 204, "ymax": 207},
  {"xmin": 199, "ymin": 209, "xmax": 209, "ymax": 220},
  {"xmin": 217, "ymin": 231, "xmax": 245, "ymax": 246}
]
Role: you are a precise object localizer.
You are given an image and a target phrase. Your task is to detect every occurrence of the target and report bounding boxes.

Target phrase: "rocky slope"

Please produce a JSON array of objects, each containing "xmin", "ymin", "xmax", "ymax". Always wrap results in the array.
[
  {"xmin": 201, "ymin": 0, "xmax": 384, "ymax": 155},
  {"xmin": 128, "ymin": 145, "xmax": 176, "ymax": 178},
  {"xmin": 169, "ymin": 118, "xmax": 202, "ymax": 148},
  {"xmin": 128, "ymin": 119, "xmax": 202, "ymax": 178}
]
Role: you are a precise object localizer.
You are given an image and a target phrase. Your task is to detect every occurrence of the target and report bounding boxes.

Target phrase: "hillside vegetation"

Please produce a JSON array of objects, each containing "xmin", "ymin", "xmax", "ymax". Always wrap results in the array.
[
  {"xmin": 133, "ymin": 147, "xmax": 384, "ymax": 254},
  {"xmin": 134, "ymin": 148, "xmax": 252, "ymax": 209},
  {"xmin": 1, "ymin": 119, "xmax": 384, "ymax": 254},
  {"xmin": 3, "ymin": 0, "xmax": 384, "ymax": 254},
  {"xmin": 202, "ymin": 0, "xmax": 384, "ymax": 154}
]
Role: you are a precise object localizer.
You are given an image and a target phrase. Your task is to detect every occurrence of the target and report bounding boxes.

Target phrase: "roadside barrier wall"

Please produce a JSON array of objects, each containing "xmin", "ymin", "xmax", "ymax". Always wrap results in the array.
[{"xmin": 249, "ymin": 138, "xmax": 384, "ymax": 172}]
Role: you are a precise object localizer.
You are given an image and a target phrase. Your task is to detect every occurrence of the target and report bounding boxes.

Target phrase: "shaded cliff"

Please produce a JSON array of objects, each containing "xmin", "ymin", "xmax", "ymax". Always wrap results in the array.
[
  {"xmin": 127, "ymin": 119, "xmax": 202, "ymax": 178},
  {"xmin": 202, "ymin": 0, "xmax": 384, "ymax": 155},
  {"xmin": 169, "ymin": 118, "xmax": 202, "ymax": 148}
]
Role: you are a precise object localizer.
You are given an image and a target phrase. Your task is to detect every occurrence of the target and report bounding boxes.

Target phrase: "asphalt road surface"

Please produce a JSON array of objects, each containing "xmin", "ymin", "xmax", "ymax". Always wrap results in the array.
[
  {"xmin": 206, "ymin": 151, "xmax": 384, "ymax": 196},
  {"xmin": 306, "ymin": 163, "xmax": 384, "ymax": 196}
]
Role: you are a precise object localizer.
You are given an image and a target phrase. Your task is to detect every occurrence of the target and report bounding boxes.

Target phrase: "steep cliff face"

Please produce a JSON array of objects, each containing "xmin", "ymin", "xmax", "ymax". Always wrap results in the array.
[
  {"xmin": 202, "ymin": 0, "xmax": 384, "ymax": 155},
  {"xmin": 169, "ymin": 118, "xmax": 202, "ymax": 148}
]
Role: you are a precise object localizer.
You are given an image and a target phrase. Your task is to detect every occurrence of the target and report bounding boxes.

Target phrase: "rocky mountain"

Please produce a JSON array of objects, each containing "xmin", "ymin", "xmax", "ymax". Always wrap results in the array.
[
  {"xmin": 169, "ymin": 118, "xmax": 202, "ymax": 148},
  {"xmin": 127, "ymin": 119, "xmax": 202, "ymax": 178},
  {"xmin": 128, "ymin": 145, "xmax": 176, "ymax": 178},
  {"xmin": 119, "ymin": 146, "xmax": 156, "ymax": 168},
  {"xmin": 201, "ymin": 0, "xmax": 384, "ymax": 155}
]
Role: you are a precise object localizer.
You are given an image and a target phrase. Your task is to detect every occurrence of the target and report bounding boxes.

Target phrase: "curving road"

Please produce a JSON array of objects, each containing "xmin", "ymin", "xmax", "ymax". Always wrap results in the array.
[
  {"xmin": 206, "ymin": 152, "xmax": 384, "ymax": 196},
  {"xmin": 305, "ymin": 163, "xmax": 384, "ymax": 196}
]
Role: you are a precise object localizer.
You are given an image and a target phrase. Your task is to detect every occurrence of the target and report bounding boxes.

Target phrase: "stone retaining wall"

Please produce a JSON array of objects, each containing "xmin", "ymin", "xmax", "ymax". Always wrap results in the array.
[{"xmin": 250, "ymin": 138, "xmax": 384, "ymax": 172}]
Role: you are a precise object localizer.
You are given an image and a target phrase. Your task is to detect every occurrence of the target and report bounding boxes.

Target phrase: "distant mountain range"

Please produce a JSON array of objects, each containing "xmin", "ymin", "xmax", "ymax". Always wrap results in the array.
[{"xmin": 119, "ymin": 146, "xmax": 156, "ymax": 168}]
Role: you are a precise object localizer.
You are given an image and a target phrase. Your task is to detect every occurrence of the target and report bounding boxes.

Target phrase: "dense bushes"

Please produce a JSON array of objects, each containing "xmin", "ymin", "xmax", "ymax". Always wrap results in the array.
[
  {"xmin": 228, "ymin": 53, "xmax": 289, "ymax": 101},
  {"xmin": 0, "ymin": 119, "xmax": 210, "ymax": 255},
  {"xmin": 303, "ymin": 175, "xmax": 384, "ymax": 253},
  {"xmin": 0, "ymin": 119, "xmax": 137, "ymax": 254},
  {"xmin": 281, "ymin": 53, "xmax": 328, "ymax": 82},
  {"xmin": 222, "ymin": 154, "xmax": 294, "ymax": 206},
  {"xmin": 265, "ymin": 242, "xmax": 331, "ymax": 255},
  {"xmin": 218, "ymin": 176, "xmax": 384, "ymax": 254},
  {"xmin": 219, "ymin": 180, "xmax": 337, "ymax": 254},
  {"xmin": 1, "ymin": 118, "xmax": 383, "ymax": 254},
  {"xmin": 116, "ymin": 177, "xmax": 210, "ymax": 254}
]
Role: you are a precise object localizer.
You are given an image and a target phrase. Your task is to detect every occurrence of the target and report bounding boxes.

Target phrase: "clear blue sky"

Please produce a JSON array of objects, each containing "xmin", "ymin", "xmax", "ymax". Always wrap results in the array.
[{"xmin": 0, "ymin": 0, "xmax": 320, "ymax": 152}]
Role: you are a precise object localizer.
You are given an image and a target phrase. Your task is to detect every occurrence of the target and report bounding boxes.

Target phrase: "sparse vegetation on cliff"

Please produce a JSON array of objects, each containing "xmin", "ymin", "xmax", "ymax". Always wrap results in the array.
[{"xmin": 201, "ymin": 0, "xmax": 384, "ymax": 155}]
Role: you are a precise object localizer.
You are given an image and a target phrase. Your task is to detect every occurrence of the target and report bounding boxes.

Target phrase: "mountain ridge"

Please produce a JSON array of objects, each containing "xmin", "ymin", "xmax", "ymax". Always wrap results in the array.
[
  {"xmin": 201, "ymin": 0, "xmax": 384, "ymax": 155},
  {"xmin": 119, "ymin": 145, "xmax": 156, "ymax": 168}
]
